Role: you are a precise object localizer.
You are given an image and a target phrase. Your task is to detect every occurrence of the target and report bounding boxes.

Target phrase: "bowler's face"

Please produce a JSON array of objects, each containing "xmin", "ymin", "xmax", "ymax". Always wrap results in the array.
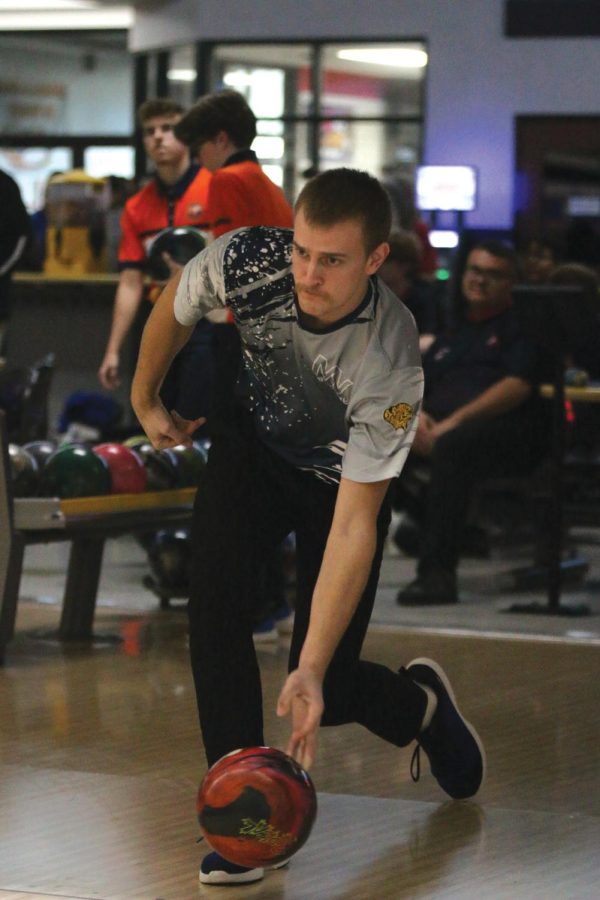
[
  {"xmin": 292, "ymin": 209, "xmax": 389, "ymax": 329},
  {"xmin": 142, "ymin": 115, "xmax": 187, "ymax": 167}
]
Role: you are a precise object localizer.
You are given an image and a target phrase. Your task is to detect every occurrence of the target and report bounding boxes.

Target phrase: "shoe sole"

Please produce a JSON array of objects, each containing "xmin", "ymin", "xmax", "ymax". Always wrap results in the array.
[
  {"xmin": 275, "ymin": 614, "xmax": 295, "ymax": 635},
  {"xmin": 253, "ymin": 631, "xmax": 279, "ymax": 644},
  {"xmin": 198, "ymin": 859, "xmax": 289, "ymax": 884},
  {"xmin": 408, "ymin": 657, "xmax": 487, "ymax": 796},
  {"xmin": 199, "ymin": 867, "xmax": 264, "ymax": 884}
]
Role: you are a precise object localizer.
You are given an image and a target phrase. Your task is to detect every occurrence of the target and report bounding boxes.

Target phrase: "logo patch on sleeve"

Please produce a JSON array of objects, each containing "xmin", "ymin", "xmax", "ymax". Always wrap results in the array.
[{"xmin": 383, "ymin": 402, "xmax": 414, "ymax": 431}]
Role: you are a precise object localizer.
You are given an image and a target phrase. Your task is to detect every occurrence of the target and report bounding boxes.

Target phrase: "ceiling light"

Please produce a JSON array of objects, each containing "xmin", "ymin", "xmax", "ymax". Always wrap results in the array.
[
  {"xmin": 0, "ymin": 5, "xmax": 133, "ymax": 29},
  {"xmin": 337, "ymin": 48, "xmax": 428, "ymax": 68},
  {"xmin": 0, "ymin": 1, "xmax": 95, "ymax": 8}
]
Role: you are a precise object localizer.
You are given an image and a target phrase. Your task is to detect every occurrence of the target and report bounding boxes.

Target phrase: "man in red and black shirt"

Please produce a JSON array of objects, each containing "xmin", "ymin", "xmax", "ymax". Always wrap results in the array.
[
  {"xmin": 172, "ymin": 89, "xmax": 294, "ymax": 432},
  {"xmin": 98, "ymin": 98, "xmax": 213, "ymax": 424}
]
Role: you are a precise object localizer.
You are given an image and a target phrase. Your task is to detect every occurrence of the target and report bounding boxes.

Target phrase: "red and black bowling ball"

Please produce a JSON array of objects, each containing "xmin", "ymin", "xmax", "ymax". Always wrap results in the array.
[
  {"xmin": 147, "ymin": 226, "xmax": 206, "ymax": 281},
  {"xmin": 93, "ymin": 442, "xmax": 147, "ymax": 494},
  {"xmin": 8, "ymin": 443, "xmax": 39, "ymax": 497},
  {"xmin": 40, "ymin": 444, "xmax": 111, "ymax": 498},
  {"xmin": 197, "ymin": 746, "xmax": 317, "ymax": 869}
]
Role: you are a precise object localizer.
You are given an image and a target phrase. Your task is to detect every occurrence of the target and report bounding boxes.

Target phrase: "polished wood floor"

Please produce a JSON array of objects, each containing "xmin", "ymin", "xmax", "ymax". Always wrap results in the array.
[{"xmin": 1, "ymin": 562, "xmax": 599, "ymax": 898}]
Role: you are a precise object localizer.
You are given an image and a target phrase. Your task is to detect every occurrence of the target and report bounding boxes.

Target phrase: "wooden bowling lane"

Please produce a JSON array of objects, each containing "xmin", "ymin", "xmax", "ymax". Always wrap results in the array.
[{"xmin": 0, "ymin": 601, "xmax": 599, "ymax": 898}]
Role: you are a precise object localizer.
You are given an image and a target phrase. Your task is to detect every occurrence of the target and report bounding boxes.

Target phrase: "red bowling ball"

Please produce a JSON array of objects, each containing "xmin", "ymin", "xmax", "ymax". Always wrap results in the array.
[
  {"xmin": 92, "ymin": 442, "xmax": 147, "ymax": 494},
  {"xmin": 197, "ymin": 746, "xmax": 317, "ymax": 869}
]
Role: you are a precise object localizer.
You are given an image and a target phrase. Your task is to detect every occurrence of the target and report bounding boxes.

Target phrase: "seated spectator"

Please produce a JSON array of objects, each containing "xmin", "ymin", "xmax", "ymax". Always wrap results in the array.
[
  {"xmin": 395, "ymin": 240, "xmax": 549, "ymax": 605},
  {"xmin": 379, "ymin": 230, "xmax": 442, "ymax": 354},
  {"xmin": 520, "ymin": 237, "xmax": 557, "ymax": 285}
]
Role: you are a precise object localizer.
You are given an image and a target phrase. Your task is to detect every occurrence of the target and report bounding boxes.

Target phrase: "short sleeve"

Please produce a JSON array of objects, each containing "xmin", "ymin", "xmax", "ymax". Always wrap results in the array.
[
  {"xmin": 174, "ymin": 230, "xmax": 237, "ymax": 325},
  {"xmin": 342, "ymin": 363, "xmax": 424, "ymax": 483},
  {"xmin": 117, "ymin": 204, "xmax": 145, "ymax": 269}
]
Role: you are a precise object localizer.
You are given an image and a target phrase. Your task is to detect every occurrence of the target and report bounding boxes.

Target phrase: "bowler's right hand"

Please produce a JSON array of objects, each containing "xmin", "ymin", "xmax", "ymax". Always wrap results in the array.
[
  {"xmin": 137, "ymin": 401, "xmax": 205, "ymax": 450},
  {"xmin": 98, "ymin": 350, "xmax": 120, "ymax": 389}
]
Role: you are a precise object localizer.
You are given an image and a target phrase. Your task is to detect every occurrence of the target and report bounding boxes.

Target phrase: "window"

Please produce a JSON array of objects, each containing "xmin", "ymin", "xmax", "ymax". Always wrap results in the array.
[{"xmin": 204, "ymin": 40, "xmax": 427, "ymax": 201}]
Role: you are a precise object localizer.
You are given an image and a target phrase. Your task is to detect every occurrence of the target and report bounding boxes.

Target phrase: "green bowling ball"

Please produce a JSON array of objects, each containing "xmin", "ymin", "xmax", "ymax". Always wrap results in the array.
[
  {"xmin": 40, "ymin": 443, "xmax": 111, "ymax": 499},
  {"xmin": 162, "ymin": 443, "xmax": 207, "ymax": 488}
]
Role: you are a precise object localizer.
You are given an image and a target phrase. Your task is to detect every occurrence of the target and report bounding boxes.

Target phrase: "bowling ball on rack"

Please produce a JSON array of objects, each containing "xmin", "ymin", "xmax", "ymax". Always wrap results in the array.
[
  {"xmin": 92, "ymin": 442, "xmax": 147, "ymax": 494},
  {"xmin": 147, "ymin": 226, "xmax": 206, "ymax": 281},
  {"xmin": 123, "ymin": 434, "xmax": 149, "ymax": 451},
  {"xmin": 197, "ymin": 746, "xmax": 317, "ymax": 869},
  {"xmin": 40, "ymin": 443, "xmax": 111, "ymax": 498},
  {"xmin": 7, "ymin": 443, "xmax": 39, "ymax": 497},
  {"xmin": 23, "ymin": 439, "xmax": 57, "ymax": 470},
  {"xmin": 127, "ymin": 441, "xmax": 178, "ymax": 491},
  {"xmin": 162, "ymin": 442, "xmax": 207, "ymax": 488},
  {"xmin": 147, "ymin": 528, "xmax": 192, "ymax": 588}
]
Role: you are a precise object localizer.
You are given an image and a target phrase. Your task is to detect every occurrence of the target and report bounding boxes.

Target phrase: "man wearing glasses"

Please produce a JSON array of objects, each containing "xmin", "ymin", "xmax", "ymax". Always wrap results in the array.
[{"xmin": 396, "ymin": 240, "xmax": 547, "ymax": 606}]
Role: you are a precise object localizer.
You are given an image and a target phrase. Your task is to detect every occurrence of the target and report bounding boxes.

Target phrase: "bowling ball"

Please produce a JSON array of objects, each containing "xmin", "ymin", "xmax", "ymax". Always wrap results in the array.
[
  {"xmin": 40, "ymin": 444, "xmax": 111, "ymax": 498},
  {"xmin": 127, "ymin": 442, "xmax": 177, "ymax": 491},
  {"xmin": 8, "ymin": 443, "xmax": 39, "ymax": 497},
  {"xmin": 197, "ymin": 746, "xmax": 317, "ymax": 869},
  {"xmin": 147, "ymin": 226, "xmax": 206, "ymax": 281},
  {"xmin": 147, "ymin": 528, "xmax": 192, "ymax": 588},
  {"xmin": 93, "ymin": 442, "xmax": 147, "ymax": 494},
  {"xmin": 162, "ymin": 443, "xmax": 207, "ymax": 488},
  {"xmin": 122, "ymin": 434, "xmax": 149, "ymax": 450},
  {"xmin": 23, "ymin": 439, "xmax": 57, "ymax": 469}
]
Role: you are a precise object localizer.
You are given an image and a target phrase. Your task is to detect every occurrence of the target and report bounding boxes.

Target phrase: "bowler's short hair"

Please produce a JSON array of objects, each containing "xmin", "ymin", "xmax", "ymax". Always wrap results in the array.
[
  {"xmin": 174, "ymin": 89, "xmax": 257, "ymax": 149},
  {"xmin": 295, "ymin": 168, "xmax": 392, "ymax": 254},
  {"xmin": 137, "ymin": 98, "xmax": 184, "ymax": 126}
]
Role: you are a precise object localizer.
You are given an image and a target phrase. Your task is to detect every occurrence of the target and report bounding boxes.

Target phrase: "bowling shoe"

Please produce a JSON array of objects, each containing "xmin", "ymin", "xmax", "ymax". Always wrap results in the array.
[
  {"xmin": 397, "ymin": 570, "xmax": 458, "ymax": 605},
  {"xmin": 199, "ymin": 851, "xmax": 288, "ymax": 885},
  {"xmin": 199, "ymin": 851, "xmax": 264, "ymax": 884},
  {"xmin": 407, "ymin": 658, "xmax": 485, "ymax": 799}
]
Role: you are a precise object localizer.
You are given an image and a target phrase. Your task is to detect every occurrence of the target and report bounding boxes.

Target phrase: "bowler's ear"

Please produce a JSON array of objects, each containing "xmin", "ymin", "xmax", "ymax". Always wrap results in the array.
[{"xmin": 366, "ymin": 241, "xmax": 390, "ymax": 275}]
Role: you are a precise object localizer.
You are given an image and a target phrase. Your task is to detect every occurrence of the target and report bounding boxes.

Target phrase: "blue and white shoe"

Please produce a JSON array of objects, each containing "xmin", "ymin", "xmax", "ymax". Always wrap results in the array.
[
  {"xmin": 253, "ymin": 603, "xmax": 295, "ymax": 642},
  {"xmin": 407, "ymin": 658, "xmax": 486, "ymax": 800},
  {"xmin": 273, "ymin": 602, "xmax": 295, "ymax": 635},
  {"xmin": 252, "ymin": 616, "xmax": 279, "ymax": 644},
  {"xmin": 199, "ymin": 851, "xmax": 264, "ymax": 885},
  {"xmin": 199, "ymin": 851, "xmax": 288, "ymax": 885}
]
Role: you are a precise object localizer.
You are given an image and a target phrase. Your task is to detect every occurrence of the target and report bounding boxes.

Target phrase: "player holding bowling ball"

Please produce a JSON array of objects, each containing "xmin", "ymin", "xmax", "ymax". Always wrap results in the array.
[{"xmin": 132, "ymin": 168, "xmax": 485, "ymax": 885}]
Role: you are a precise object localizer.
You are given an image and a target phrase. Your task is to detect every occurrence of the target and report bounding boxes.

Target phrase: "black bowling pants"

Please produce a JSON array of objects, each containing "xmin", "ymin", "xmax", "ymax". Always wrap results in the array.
[{"xmin": 188, "ymin": 411, "xmax": 427, "ymax": 766}]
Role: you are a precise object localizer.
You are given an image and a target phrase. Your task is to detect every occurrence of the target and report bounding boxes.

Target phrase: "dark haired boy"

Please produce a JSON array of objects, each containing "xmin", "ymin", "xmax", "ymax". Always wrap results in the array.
[
  {"xmin": 98, "ymin": 98, "xmax": 212, "ymax": 424},
  {"xmin": 132, "ymin": 168, "xmax": 485, "ymax": 886},
  {"xmin": 174, "ymin": 89, "xmax": 292, "ymax": 236}
]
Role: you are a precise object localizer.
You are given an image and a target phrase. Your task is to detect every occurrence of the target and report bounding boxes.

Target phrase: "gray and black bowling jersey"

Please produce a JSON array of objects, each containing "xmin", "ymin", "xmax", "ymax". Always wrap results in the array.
[{"xmin": 175, "ymin": 226, "xmax": 423, "ymax": 484}]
